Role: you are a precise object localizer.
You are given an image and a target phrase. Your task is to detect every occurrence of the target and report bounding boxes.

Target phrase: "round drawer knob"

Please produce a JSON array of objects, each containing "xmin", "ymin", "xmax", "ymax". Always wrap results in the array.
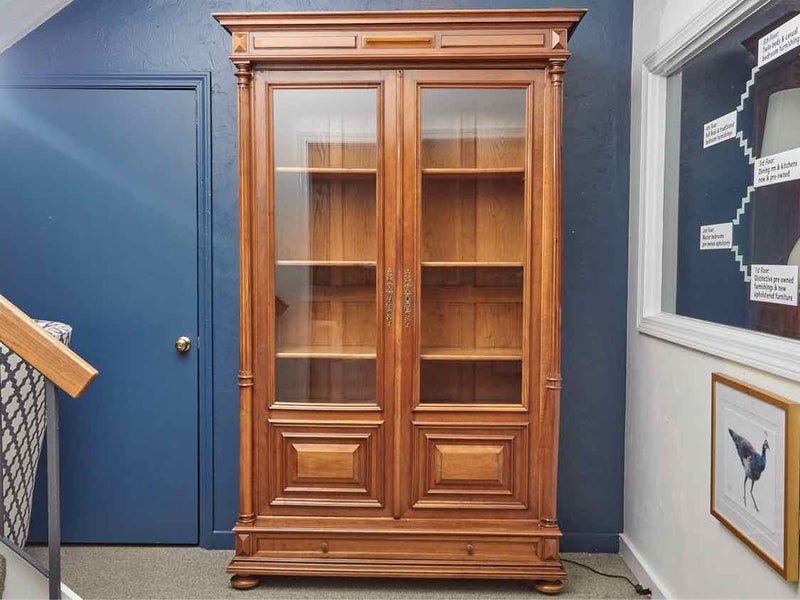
[
  {"xmin": 466, "ymin": 544, "xmax": 474, "ymax": 555},
  {"xmin": 321, "ymin": 542, "xmax": 329, "ymax": 553}
]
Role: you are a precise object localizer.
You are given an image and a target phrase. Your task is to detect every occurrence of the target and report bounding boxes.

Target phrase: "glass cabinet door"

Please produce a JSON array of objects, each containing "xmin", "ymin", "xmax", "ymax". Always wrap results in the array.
[
  {"xmin": 410, "ymin": 80, "xmax": 531, "ymax": 408},
  {"xmin": 270, "ymin": 83, "xmax": 384, "ymax": 406}
]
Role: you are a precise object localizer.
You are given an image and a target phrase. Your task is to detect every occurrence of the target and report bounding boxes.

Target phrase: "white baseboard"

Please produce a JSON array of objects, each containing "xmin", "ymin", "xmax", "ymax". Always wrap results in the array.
[
  {"xmin": 0, "ymin": 541, "xmax": 81, "ymax": 600},
  {"xmin": 619, "ymin": 533, "xmax": 672, "ymax": 599}
]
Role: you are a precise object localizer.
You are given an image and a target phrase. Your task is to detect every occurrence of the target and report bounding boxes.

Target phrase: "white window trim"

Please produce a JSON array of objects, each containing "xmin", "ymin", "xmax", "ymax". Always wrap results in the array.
[{"xmin": 636, "ymin": 0, "xmax": 800, "ymax": 381}]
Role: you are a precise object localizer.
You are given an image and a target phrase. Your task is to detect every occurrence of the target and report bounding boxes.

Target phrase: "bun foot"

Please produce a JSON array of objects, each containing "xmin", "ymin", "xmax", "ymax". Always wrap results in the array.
[
  {"xmin": 534, "ymin": 580, "xmax": 564, "ymax": 595},
  {"xmin": 231, "ymin": 574, "xmax": 260, "ymax": 590}
]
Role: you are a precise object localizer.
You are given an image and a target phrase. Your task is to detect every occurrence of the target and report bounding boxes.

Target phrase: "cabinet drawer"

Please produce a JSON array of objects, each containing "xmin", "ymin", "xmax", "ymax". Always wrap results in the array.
[{"xmin": 255, "ymin": 534, "xmax": 540, "ymax": 564}]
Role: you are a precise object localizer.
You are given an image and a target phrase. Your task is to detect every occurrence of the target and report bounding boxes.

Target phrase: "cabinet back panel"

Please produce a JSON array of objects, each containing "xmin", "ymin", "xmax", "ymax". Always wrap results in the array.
[
  {"xmin": 421, "ymin": 267, "xmax": 523, "ymax": 353},
  {"xmin": 275, "ymin": 359, "xmax": 376, "ymax": 404},
  {"xmin": 420, "ymin": 87, "xmax": 526, "ymax": 170},
  {"xmin": 273, "ymin": 87, "xmax": 377, "ymax": 170},
  {"xmin": 276, "ymin": 266, "xmax": 376, "ymax": 350},
  {"xmin": 421, "ymin": 178, "xmax": 524, "ymax": 262},
  {"xmin": 276, "ymin": 178, "xmax": 376, "ymax": 262},
  {"xmin": 420, "ymin": 360, "xmax": 522, "ymax": 404},
  {"xmin": 305, "ymin": 141, "xmax": 377, "ymax": 170}
]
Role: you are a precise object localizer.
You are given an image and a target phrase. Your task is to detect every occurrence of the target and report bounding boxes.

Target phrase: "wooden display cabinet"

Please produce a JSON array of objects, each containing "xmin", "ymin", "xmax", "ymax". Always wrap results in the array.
[{"xmin": 215, "ymin": 9, "xmax": 584, "ymax": 593}]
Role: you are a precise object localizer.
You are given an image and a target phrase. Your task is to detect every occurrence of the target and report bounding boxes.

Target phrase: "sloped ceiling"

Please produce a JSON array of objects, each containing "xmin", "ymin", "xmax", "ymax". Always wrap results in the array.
[{"xmin": 0, "ymin": 0, "xmax": 72, "ymax": 54}]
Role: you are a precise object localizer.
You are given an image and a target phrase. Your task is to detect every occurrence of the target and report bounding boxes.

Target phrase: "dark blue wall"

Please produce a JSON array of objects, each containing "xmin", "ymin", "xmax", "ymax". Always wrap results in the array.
[
  {"xmin": 0, "ymin": 0, "xmax": 632, "ymax": 551},
  {"xmin": 677, "ymin": 42, "xmax": 753, "ymax": 326}
]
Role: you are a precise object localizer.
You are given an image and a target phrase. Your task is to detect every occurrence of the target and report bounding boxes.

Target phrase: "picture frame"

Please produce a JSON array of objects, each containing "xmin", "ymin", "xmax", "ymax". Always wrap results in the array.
[{"xmin": 711, "ymin": 373, "xmax": 800, "ymax": 580}]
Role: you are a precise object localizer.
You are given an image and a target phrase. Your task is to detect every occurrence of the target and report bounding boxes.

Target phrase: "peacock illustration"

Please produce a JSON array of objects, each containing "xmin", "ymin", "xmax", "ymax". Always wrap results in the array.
[{"xmin": 728, "ymin": 429, "xmax": 769, "ymax": 512}]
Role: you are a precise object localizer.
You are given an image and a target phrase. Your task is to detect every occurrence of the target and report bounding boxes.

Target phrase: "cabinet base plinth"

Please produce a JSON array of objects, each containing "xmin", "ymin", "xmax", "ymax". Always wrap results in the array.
[
  {"xmin": 230, "ymin": 574, "xmax": 260, "ymax": 590},
  {"xmin": 228, "ymin": 559, "xmax": 566, "ymax": 582},
  {"xmin": 228, "ymin": 523, "xmax": 566, "ymax": 584},
  {"xmin": 534, "ymin": 580, "xmax": 564, "ymax": 595},
  {"xmin": 229, "ymin": 559, "xmax": 566, "ymax": 580}
]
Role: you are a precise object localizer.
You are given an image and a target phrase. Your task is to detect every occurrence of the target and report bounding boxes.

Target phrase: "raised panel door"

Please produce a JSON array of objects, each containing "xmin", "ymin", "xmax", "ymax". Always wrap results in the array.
[
  {"xmin": 252, "ymin": 70, "xmax": 398, "ymax": 517},
  {"xmin": 400, "ymin": 70, "xmax": 544, "ymax": 518}
]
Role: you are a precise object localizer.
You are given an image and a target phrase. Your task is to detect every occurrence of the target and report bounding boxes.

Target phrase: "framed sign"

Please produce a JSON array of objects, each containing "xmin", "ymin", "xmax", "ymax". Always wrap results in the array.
[
  {"xmin": 711, "ymin": 373, "xmax": 800, "ymax": 579},
  {"xmin": 636, "ymin": 0, "xmax": 800, "ymax": 383}
]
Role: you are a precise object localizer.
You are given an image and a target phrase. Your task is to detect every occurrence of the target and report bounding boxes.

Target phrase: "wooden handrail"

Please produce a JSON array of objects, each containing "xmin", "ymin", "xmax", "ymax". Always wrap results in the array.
[{"xmin": 0, "ymin": 295, "xmax": 98, "ymax": 398}]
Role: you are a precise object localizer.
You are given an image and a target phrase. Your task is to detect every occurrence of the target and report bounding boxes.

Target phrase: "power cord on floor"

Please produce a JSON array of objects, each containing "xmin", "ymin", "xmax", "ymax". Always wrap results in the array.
[{"xmin": 561, "ymin": 558, "xmax": 652, "ymax": 596}]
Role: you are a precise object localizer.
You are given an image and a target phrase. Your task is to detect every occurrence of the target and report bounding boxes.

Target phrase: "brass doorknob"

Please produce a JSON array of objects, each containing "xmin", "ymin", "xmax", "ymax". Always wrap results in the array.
[{"xmin": 175, "ymin": 336, "xmax": 192, "ymax": 353}]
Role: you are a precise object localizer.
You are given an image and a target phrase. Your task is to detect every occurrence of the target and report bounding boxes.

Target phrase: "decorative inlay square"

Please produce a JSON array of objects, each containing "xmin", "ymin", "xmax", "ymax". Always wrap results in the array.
[
  {"xmin": 232, "ymin": 33, "xmax": 248, "ymax": 53},
  {"xmin": 236, "ymin": 533, "xmax": 251, "ymax": 556},
  {"xmin": 551, "ymin": 30, "xmax": 567, "ymax": 50}
]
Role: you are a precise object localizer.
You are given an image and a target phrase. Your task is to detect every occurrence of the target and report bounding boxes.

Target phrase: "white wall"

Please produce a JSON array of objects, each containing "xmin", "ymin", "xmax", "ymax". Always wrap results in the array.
[
  {"xmin": 0, "ymin": 0, "xmax": 72, "ymax": 55},
  {"xmin": 625, "ymin": 0, "xmax": 800, "ymax": 597},
  {"xmin": 0, "ymin": 543, "xmax": 81, "ymax": 599}
]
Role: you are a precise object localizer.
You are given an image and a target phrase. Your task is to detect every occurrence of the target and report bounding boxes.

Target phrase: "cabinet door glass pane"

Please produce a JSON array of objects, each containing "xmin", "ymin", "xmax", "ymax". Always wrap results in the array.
[
  {"xmin": 272, "ymin": 88, "xmax": 378, "ymax": 404},
  {"xmin": 419, "ymin": 88, "xmax": 526, "ymax": 405}
]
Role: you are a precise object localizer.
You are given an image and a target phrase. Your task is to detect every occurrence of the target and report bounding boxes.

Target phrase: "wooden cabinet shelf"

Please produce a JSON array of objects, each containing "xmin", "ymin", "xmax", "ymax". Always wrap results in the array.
[
  {"xmin": 219, "ymin": 7, "xmax": 581, "ymax": 590},
  {"xmin": 276, "ymin": 165, "xmax": 376, "ymax": 264},
  {"xmin": 421, "ymin": 167, "xmax": 525, "ymax": 178},
  {"xmin": 421, "ymin": 173, "xmax": 524, "ymax": 264},
  {"xmin": 276, "ymin": 260, "xmax": 376, "ymax": 267},
  {"xmin": 275, "ymin": 166, "xmax": 377, "ymax": 177},
  {"xmin": 421, "ymin": 261, "xmax": 523, "ymax": 268},
  {"xmin": 420, "ymin": 348, "xmax": 522, "ymax": 361},
  {"xmin": 276, "ymin": 346, "xmax": 376, "ymax": 359}
]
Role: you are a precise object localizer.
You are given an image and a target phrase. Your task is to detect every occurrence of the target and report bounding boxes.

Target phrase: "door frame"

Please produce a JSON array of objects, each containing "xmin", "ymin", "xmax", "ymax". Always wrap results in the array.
[{"xmin": 0, "ymin": 73, "xmax": 215, "ymax": 546}]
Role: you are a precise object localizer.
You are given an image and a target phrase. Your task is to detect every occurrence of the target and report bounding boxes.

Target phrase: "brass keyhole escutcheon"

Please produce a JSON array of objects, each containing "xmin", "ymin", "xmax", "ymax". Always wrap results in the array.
[
  {"xmin": 175, "ymin": 336, "xmax": 192, "ymax": 353},
  {"xmin": 466, "ymin": 544, "xmax": 474, "ymax": 555},
  {"xmin": 321, "ymin": 542, "xmax": 329, "ymax": 553}
]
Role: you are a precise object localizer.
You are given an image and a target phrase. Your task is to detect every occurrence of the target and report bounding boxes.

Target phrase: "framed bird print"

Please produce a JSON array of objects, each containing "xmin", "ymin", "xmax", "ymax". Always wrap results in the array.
[{"xmin": 711, "ymin": 373, "xmax": 800, "ymax": 580}]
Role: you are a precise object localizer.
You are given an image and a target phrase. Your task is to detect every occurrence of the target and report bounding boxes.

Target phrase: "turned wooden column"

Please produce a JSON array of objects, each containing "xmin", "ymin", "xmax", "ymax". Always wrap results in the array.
[
  {"xmin": 235, "ymin": 61, "xmax": 255, "ymax": 525},
  {"xmin": 541, "ymin": 58, "xmax": 565, "ymax": 533}
]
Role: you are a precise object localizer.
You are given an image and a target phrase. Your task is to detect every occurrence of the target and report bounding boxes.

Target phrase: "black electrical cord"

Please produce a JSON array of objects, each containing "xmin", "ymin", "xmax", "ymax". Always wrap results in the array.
[{"xmin": 561, "ymin": 558, "xmax": 652, "ymax": 596}]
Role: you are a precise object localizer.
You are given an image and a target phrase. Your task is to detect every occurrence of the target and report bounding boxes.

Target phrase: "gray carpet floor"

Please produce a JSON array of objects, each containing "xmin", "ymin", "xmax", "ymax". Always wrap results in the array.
[{"xmin": 28, "ymin": 547, "xmax": 642, "ymax": 599}]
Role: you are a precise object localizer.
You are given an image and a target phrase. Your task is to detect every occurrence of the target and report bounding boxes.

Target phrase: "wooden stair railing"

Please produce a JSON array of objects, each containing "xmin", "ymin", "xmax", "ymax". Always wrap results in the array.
[
  {"xmin": 0, "ymin": 295, "xmax": 97, "ymax": 398},
  {"xmin": 0, "ymin": 294, "xmax": 98, "ymax": 599}
]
